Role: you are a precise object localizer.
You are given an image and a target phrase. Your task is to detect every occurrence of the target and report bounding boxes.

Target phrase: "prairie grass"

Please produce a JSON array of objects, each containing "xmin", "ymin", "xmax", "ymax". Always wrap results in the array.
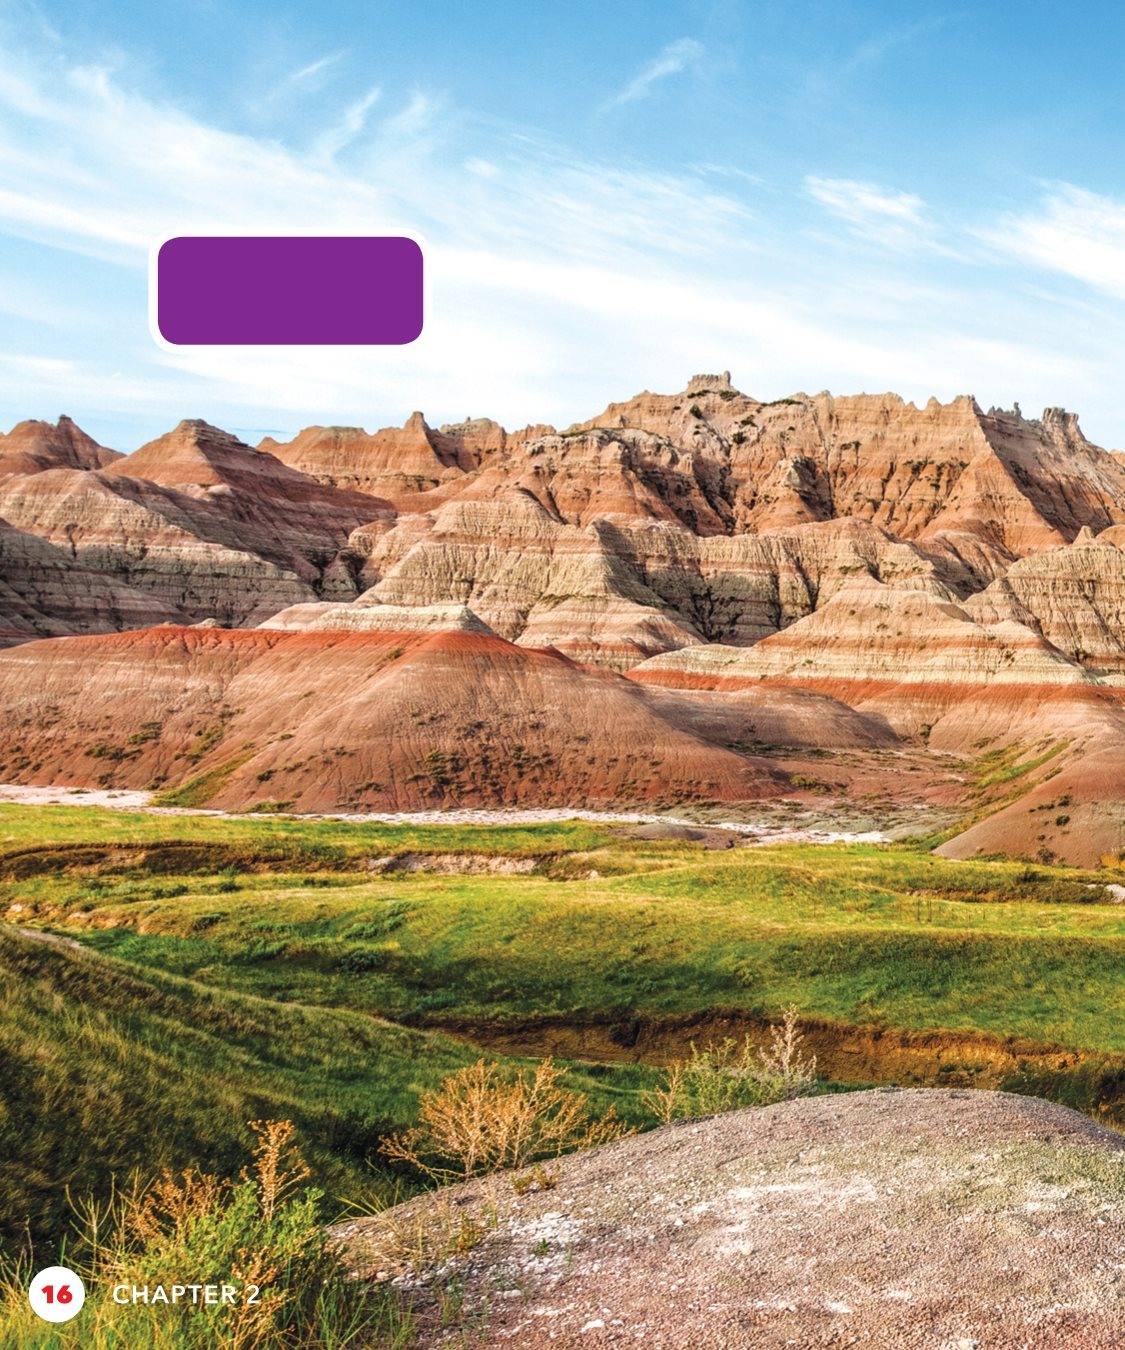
[
  {"xmin": 35, "ymin": 839, "xmax": 1125, "ymax": 1053},
  {"xmin": 5, "ymin": 802, "xmax": 1125, "ymax": 1276},
  {"xmin": 0, "ymin": 1121, "xmax": 411, "ymax": 1348},
  {"xmin": 0, "ymin": 927, "xmax": 654, "ymax": 1255},
  {"xmin": 643, "ymin": 1006, "xmax": 818, "ymax": 1123}
]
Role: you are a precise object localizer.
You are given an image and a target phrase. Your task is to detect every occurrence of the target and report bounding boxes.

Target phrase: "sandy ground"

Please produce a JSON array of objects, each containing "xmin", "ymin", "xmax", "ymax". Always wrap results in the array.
[
  {"xmin": 0, "ymin": 783, "xmax": 891, "ymax": 845},
  {"xmin": 335, "ymin": 1089, "xmax": 1125, "ymax": 1349}
]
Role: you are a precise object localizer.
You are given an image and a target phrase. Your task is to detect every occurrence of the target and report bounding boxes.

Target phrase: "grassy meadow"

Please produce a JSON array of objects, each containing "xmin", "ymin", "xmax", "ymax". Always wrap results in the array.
[
  {"xmin": 4, "ymin": 799, "xmax": 1125, "ymax": 1341},
  {"xmin": 8, "ymin": 808, "xmax": 1125, "ymax": 1048}
]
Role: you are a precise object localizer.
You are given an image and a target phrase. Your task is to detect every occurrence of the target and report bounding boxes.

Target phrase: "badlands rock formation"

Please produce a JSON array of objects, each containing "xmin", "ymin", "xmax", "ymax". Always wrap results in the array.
[
  {"xmin": 0, "ymin": 625, "xmax": 783, "ymax": 812},
  {"xmin": 3, "ymin": 374, "xmax": 1125, "ymax": 857},
  {"xmin": 335, "ymin": 1088, "xmax": 1125, "ymax": 1349},
  {"xmin": 0, "ymin": 415, "xmax": 120, "ymax": 474},
  {"xmin": 0, "ymin": 419, "xmax": 391, "ymax": 631}
]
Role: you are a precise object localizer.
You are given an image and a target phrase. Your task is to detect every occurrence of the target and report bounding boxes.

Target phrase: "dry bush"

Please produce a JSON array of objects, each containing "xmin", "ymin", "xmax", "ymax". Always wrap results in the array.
[
  {"xmin": 1, "ymin": 1153, "xmax": 409, "ymax": 1345},
  {"xmin": 243, "ymin": 1117, "xmax": 311, "ymax": 1221},
  {"xmin": 379, "ymin": 1057, "xmax": 631, "ymax": 1184},
  {"xmin": 121, "ymin": 1167, "xmax": 229, "ymax": 1244},
  {"xmin": 757, "ymin": 1004, "xmax": 818, "ymax": 1101},
  {"xmin": 105, "ymin": 1119, "xmax": 318, "ymax": 1347},
  {"xmin": 643, "ymin": 1005, "xmax": 818, "ymax": 1123},
  {"xmin": 643, "ymin": 1058, "xmax": 688, "ymax": 1126},
  {"xmin": 3, "ymin": 1119, "xmax": 403, "ymax": 1348}
]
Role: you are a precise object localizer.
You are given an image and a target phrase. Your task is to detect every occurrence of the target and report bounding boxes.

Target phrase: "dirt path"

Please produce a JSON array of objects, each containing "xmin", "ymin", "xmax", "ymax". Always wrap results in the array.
[{"xmin": 12, "ymin": 926, "xmax": 83, "ymax": 950}]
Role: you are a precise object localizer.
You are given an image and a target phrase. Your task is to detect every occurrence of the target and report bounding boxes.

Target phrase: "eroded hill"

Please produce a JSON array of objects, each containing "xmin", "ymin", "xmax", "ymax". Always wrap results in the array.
[{"xmin": 3, "ymin": 374, "xmax": 1125, "ymax": 860}]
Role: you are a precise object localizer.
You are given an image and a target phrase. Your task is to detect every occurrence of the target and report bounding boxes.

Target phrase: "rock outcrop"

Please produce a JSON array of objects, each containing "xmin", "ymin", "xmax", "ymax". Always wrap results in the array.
[
  {"xmin": 4, "ymin": 378, "xmax": 1125, "ymax": 857},
  {"xmin": 631, "ymin": 576, "xmax": 1095, "ymax": 743},
  {"xmin": 967, "ymin": 535, "xmax": 1125, "ymax": 671},
  {"xmin": 259, "ymin": 600, "xmax": 494, "ymax": 634},
  {"xmin": 334, "ymin": 1089, "xmax": 1125, "ymax": 1349},
  {"xmin": 0, "ymin": 420, "xmax": 397, "ymax": 633},
  {"xmin": 0, "ymin": 415, "xmax": 120, "ymax": 475},
  {"xmin": 0, "ymin": 517, "xmax": 176, "ymax": 643}
]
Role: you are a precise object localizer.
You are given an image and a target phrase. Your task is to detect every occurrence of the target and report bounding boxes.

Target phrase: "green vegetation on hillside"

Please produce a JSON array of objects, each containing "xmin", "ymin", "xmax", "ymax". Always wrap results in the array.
[
  {"xmin": 10, "ymin": 821, "xmax": 1124, "ymax": 1050},
  {"xmin": 4, "ymin": 799, "xmax": 1125, "ymax": 1273},
  {"xmin": 0, "ymin": 921, "xmax": 653, "ymax": 1255}
]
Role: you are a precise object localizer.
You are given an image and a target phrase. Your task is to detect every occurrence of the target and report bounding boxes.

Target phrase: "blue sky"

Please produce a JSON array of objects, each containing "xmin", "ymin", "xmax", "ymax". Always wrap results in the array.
[{"xmin": 3, "ymin": 0, "xmax": 1125, "ymax": 450}]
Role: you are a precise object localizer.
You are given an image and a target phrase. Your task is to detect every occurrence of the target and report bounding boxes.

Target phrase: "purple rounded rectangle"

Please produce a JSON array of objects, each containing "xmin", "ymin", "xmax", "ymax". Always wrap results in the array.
[{"xmin": 155, "ymin": 235, "xmax": 423, "ymax": 345}]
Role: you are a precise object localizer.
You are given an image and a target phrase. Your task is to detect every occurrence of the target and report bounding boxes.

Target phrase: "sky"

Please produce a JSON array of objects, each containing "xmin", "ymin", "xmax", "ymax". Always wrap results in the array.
[{"xmin": 2, "ymin": 0, "xmax": 1125, "ymax": 450}]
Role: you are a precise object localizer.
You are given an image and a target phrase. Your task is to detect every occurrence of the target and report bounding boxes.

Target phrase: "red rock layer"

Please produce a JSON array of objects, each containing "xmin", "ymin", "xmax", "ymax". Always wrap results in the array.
[
  {"xmin": 0, "ymin": 415, "xmax": 120, "ymax": 475},
  {"xmin": 0, "ymin": 625, "xmax": 785, "ymax": 812}
]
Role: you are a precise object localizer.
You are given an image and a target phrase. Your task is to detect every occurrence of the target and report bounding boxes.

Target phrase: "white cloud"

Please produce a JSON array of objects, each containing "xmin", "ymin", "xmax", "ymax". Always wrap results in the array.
[
  {"xmin": 290, "ymin": 52, "xmax": 343, "ymax": 84},
  {"xmin": 602, "ymin": 37, "xmax": 703, "ymax": 111},
  {"xmin": 383, "ymin": 90, "xmax": 439, "ymax": 138},
  {"xmin": 806, "ymin": 176, "xmax": 924, "ymax": 225},
  {"xmin": 840, "ymin": 16, "xmax": 955, "ymax": 77},
  {"xmin": 805, "ymin": 175, "xmax": 927, "ymax": 248},
  {"xmin": 982, "ymin": 185, "xmax": 1125, "ymax": 300},
  {"xmin": 312, "ymin": 86, "xmax": 382, "ymax": 162}
]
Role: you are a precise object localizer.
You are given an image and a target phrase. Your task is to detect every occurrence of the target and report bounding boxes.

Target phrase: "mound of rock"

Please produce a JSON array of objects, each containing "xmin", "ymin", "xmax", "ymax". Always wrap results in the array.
[{"xmin": 335, "ymin": 1089, "xmax": 1125, "ymax": 1348}]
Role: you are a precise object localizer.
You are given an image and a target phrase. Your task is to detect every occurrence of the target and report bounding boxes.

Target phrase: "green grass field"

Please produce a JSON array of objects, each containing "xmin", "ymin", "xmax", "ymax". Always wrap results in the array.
[{"xmin": 4, "ymin": 800, "xmax": 1125, "ymax": 1261}]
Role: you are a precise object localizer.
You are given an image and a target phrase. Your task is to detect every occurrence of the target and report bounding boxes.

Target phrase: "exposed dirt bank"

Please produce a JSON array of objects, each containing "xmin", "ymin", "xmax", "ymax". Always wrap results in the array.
[{"xmin": 417, "ymin": 1010, "xmax": 1125, "ymax": 1119}]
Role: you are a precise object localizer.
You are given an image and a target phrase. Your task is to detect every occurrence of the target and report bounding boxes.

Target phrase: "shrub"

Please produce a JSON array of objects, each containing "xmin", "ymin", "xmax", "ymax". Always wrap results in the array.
[
  {"xmin": 252, "ymin": 800, "xmax": 296, "ymax": 815},
  {"xmin": 789, "ymin": 774, "xmax": 830, "ymax": 793},
  {"xmin": 378, "ymin": 1057, "xmax": 630, "ymax": 1184},
  {"xmin": 85, "ymin": 742, "xmax": 128, "ymax": 762},
  {"xmin": 0, "ymin": 1120, "xmax": 406, "ymax": 1347},
  {"xmin": 643, "ymin": 1006, "xmax": 818, "ymax": 1124},
  {"xmin": 337, "ymin": 948, "xmax": 382, "ymax": 974},
  {"xmin": 127, "ymin": 722, "xmax": 163, "ymax": 746}
]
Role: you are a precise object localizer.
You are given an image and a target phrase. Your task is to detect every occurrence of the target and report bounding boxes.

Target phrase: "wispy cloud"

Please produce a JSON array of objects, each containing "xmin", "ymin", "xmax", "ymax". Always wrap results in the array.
[
  {"xmin": 311, "ymin": 86, "xmax": 382, "ymax": 162},
  {"xmin": 290, "ymin": 52, "xmax": 343, "ymax": 84},
  {"xmin": 840, "ymin": 15, "xmax": 955, "ymax": 75},
  {"xmin": 805, "ymin": 175, "xmax": 929, "ymax": 248},
  {"xmin": 981, "ymin": 185, "xmax": 1125, "ymax": 300},
  {"xmin": 1, "ymin": 25, "xmax": 1124, "ymax": 451},
  {"xmin": 806, "ymin": 176, "xmax": 925, "ymax": 227},
  {"xmin": 383, "ymin": 90, "xmax": 440, "ymax": 138},
  {"xmin": 602, "ymin": 37, "xmax": 703, "ymax": 111},
  {"xmin": 801, "ymin": 15, "xmax": 960, "ymax": 103}
]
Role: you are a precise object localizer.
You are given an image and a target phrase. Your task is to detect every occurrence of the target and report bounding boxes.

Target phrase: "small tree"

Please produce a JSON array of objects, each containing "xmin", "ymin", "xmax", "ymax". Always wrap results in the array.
[{"xmin": 379, "ymin": 1057, "xmax": 630, "ymax": 1184}]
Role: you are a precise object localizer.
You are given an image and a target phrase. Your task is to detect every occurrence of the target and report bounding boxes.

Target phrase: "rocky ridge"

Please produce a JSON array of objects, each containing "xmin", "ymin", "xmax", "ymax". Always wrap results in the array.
[{"xmin": 3, "ymin": 375, "xmax": 1125, "ymax": 859}]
